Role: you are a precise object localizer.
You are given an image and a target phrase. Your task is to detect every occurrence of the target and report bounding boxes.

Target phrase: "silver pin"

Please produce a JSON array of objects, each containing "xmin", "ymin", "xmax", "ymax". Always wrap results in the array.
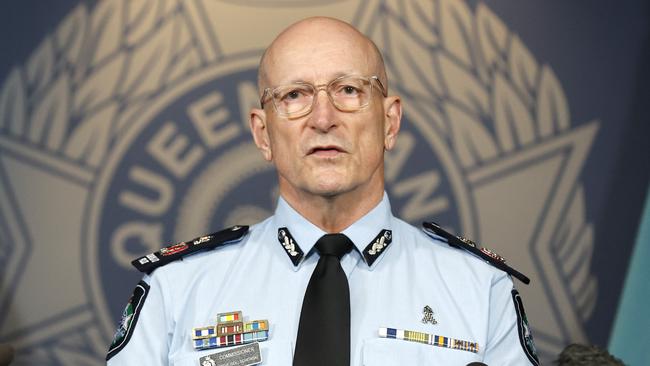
[{"xmin": 421, "ymin": 305, "xmax": 438, "ymax": 325}]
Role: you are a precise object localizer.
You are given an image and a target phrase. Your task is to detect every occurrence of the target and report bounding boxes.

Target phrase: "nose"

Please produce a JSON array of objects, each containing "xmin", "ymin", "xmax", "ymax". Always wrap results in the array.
[{"xmin": 308, "ymin": 88, "xmax": 338, "ymax": 132}]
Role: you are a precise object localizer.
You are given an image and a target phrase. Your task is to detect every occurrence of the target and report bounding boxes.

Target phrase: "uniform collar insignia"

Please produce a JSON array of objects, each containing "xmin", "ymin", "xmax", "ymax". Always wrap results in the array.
[
  {"xmin": 361, "ymin": 229, "xmax": 392, "ymax": 267},
  {"xmin": 277, "ymin": 227, "xmax": 305, "ymax": 266}
]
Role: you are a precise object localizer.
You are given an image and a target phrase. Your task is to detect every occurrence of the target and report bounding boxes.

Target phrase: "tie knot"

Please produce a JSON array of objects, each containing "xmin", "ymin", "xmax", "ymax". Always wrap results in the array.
[{"xmin": 315, "ymin": 233, "xmax": 353, "ymax": 259}]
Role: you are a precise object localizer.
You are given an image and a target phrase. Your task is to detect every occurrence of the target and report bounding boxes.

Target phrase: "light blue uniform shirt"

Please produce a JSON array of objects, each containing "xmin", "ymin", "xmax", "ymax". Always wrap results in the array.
[{"xmin": 107, "ymin": 193, "xmax": 537, "ymax": 365}]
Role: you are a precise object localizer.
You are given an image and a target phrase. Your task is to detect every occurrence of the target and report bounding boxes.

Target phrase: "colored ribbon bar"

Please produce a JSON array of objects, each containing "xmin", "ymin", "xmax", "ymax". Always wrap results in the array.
[
  {"xmin": 217, "ymin": 311, "xmax": 242, "ymax": 323},
  {"xmin": 192, "ymin": 311, "xmax": 270, "ymax": 351},
  {"xmin": 378, "ymin": 327, "xmax": 479, "ymax": 354},
  {"xmin": 193, "ymin": 330, "xmax": 269, "ymax": 351}
]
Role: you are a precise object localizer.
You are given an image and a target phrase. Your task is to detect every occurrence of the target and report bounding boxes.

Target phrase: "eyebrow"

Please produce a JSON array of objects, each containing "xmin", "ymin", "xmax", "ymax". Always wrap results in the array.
[{"xmin": 279, "ymin": 71, "xmax": 360, "ymax": 86}]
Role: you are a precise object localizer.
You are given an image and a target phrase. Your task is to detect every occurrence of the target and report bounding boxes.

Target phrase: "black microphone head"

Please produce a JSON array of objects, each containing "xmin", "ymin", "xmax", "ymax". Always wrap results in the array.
[{"xmin": 466, "ymin": 363, "xmax": 487, "ymax": 366}]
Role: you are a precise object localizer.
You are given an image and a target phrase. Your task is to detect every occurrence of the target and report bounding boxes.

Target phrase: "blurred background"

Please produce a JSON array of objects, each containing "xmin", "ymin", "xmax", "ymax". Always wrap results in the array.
[{"xmin": 0, "ymin": 1, "xmax": 648, "ymax": 365}]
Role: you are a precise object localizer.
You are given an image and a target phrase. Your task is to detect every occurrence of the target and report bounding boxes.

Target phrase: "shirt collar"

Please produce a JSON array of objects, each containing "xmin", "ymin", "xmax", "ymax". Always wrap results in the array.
[{"xmin": 273, "ymin": 192, "xmax": 394, "ymax": 270}]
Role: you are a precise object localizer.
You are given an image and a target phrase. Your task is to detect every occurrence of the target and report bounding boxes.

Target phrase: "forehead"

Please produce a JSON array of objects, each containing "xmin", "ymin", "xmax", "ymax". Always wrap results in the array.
[{"xmin": 264, "ymin": 24, "xmax": 376, "ymax": 86}]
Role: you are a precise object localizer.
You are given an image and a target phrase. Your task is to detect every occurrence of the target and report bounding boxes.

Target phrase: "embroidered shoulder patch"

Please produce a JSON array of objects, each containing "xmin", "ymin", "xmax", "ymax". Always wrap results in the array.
[
  {"xmin": 106, "ymin": 280, "xmax": 150, "ymax": 360},
  {"xmin": 512, "ymin": 289, "xmax": 540, "ymax": 366}
]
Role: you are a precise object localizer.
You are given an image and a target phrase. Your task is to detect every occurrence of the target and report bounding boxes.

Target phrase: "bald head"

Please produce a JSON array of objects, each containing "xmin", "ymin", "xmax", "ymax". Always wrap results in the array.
[{"xmin": 257, "ymin": 17, "xmax": 387, "ymax": 94}]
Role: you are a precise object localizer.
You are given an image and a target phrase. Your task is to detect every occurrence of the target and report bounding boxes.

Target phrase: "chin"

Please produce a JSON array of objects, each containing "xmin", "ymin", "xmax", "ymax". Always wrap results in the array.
[{"xmin": 310, "ymin": 180, "xmax": 354, "ymax": 198}]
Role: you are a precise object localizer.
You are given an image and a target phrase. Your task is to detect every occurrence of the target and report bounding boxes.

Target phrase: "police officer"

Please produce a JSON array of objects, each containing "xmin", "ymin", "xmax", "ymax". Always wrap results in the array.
[{"xmin": 106, "ymin": 17, "xmax": 539, "ymax": 366}]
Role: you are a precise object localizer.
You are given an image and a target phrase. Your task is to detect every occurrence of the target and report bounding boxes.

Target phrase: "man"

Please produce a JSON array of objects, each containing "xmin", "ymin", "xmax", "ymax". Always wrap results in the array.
[{"xmin": 106, "ymin": 17, "xmax": 539, "ymax": 365}]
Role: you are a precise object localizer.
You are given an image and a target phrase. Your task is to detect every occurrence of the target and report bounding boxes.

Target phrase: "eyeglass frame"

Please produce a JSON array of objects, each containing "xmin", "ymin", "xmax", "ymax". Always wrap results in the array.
[{"xmin": 259, "ymin": 75, "xmax": 388, "ymax": 117}]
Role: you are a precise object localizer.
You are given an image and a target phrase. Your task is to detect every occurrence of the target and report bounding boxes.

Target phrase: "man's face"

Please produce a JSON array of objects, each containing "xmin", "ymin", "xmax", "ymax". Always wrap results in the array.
[{"xmin": 251, "ymin": 22, "xmax": 400, "ymax": 202}]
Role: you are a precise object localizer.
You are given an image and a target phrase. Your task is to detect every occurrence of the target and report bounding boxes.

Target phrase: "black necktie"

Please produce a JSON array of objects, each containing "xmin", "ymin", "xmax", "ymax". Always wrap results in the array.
[{"xmin": 293, "ymin": 233, "xmax": 353, "ymax": 366}]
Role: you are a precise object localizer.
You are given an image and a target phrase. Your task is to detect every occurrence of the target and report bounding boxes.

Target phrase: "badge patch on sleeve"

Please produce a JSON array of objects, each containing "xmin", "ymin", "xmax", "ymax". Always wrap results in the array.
[
  {"xmin": 106, "ymin": 280, "xmax": 150, "ymax": 360},
  {"xmin": 511, "ymin": 289, "xmax": 540, "ymax": 365}
]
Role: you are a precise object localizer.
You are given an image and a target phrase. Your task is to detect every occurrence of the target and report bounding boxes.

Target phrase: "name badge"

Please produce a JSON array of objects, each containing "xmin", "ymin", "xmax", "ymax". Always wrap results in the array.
[{"xmin": 198, "ymin": 342, "xmax": 262, "ymax": 366}]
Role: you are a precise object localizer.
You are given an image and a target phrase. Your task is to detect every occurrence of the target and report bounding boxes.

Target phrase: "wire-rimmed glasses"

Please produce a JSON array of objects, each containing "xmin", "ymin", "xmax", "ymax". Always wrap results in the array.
[{"xmin": 260, "ymin": 75, "xmax": 387, "ymax": 118}]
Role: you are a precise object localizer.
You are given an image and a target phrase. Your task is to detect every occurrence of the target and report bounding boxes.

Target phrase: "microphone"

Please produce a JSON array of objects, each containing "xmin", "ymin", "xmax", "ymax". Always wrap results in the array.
[{"xmin": 466, "ymin": 363, "xmax": 487, "ymax": 366}]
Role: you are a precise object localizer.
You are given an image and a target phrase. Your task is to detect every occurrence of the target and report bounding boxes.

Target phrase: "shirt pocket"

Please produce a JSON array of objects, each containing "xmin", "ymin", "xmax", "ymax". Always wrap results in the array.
[
  {"xmin": 362, "ymin": 338, "xmax": 479, "ymax": 366},
  {"xmin": 171, "ymin": 339, "xmax": 293, "ymax": 366}
]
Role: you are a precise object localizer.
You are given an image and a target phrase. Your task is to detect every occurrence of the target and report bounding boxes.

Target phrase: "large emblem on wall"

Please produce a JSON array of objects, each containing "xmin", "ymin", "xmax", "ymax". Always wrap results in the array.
[{"xmin": 0, "ymin": 0, "xmax": 598, "ymax": 364}]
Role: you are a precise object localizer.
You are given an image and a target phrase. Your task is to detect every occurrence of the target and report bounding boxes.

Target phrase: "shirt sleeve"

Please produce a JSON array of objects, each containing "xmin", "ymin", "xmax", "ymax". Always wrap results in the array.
[
  {"xmin": 106, "ymin": 271, "xmax": 172, "ymax": 365},
  {"xmin": 483, "ymin": 273, "xmax": 540, "ymax": 366}
]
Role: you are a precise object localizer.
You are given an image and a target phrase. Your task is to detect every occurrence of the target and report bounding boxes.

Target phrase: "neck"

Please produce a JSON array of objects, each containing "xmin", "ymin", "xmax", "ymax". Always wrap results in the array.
[{"xmin": 280, "ymin": 182, "xmax": 384, "ymax": 233}]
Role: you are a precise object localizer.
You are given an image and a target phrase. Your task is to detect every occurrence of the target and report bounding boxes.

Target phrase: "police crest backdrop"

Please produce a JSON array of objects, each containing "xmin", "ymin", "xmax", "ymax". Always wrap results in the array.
[{"xmin": 0, "ymin": 1, "xmax": 648, "ymax": 365}]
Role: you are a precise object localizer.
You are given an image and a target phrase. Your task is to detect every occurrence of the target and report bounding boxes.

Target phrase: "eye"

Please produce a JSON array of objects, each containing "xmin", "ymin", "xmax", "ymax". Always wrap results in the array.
[
  {"xmin": 343, "ymin": 86, "xmax": 358, "ymax": 95},
  {"xmin": 285, "ymin": 90, "xmax": 301, "ymax": 100},
  {"xmin": 275, "ymin": 85, "xmax": 312, "ymax": 103},
  {"xmin": 334, "ymin": 84, "xmax": 361, "ymax": 97}
]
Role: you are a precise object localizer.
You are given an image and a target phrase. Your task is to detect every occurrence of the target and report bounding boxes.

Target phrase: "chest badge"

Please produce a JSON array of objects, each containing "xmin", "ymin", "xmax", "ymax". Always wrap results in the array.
[
  {"xmin": 421, "ymin": 305, "xmax": 438, "ymax": 325},
  {"xmin": 198, "ymin": 341, "xmax": 262, "ymax": 366},
  {"xmin": 192, "ymin": 311, "xmax": 269, "ymax": 351}
]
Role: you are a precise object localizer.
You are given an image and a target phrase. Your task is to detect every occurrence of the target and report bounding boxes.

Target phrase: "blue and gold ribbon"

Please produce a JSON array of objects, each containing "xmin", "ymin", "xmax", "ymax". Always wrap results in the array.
[{"xmin": 379, "ymin": 327, "xmax": 478, "ymax": 354}]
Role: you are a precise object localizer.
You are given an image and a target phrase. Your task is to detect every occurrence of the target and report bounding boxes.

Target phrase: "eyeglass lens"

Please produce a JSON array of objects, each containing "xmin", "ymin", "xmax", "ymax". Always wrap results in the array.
[{"xmin": 271, "ymin": 77, "xmax": 373, "ymax": 116}]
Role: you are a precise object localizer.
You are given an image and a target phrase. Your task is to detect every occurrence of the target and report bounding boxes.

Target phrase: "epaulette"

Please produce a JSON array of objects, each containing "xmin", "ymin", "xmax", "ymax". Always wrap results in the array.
[
  {"xmin": 131, "ymin": 225, "xmax": 249, "ymax": 274},
  {"xmin": 422, "ymin": 221, "xmax": 530, "ymax": 285}
]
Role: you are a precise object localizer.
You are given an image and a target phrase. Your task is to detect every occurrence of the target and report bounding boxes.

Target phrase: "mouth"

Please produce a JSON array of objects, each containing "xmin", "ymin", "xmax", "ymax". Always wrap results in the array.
[{"xmin": 307, "ymin": 145, "xmax": 346, "ymax": 157}]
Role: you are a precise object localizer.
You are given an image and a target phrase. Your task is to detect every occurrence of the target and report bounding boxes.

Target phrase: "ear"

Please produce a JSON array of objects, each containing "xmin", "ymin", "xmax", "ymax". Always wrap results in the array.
[
  {"xmin": 250, "ymin": 108, "xmax": 273, "ymax": 161},
  {"xmin": 383, "ymin": 96, "xmax": 402, "ymax": 151}
]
